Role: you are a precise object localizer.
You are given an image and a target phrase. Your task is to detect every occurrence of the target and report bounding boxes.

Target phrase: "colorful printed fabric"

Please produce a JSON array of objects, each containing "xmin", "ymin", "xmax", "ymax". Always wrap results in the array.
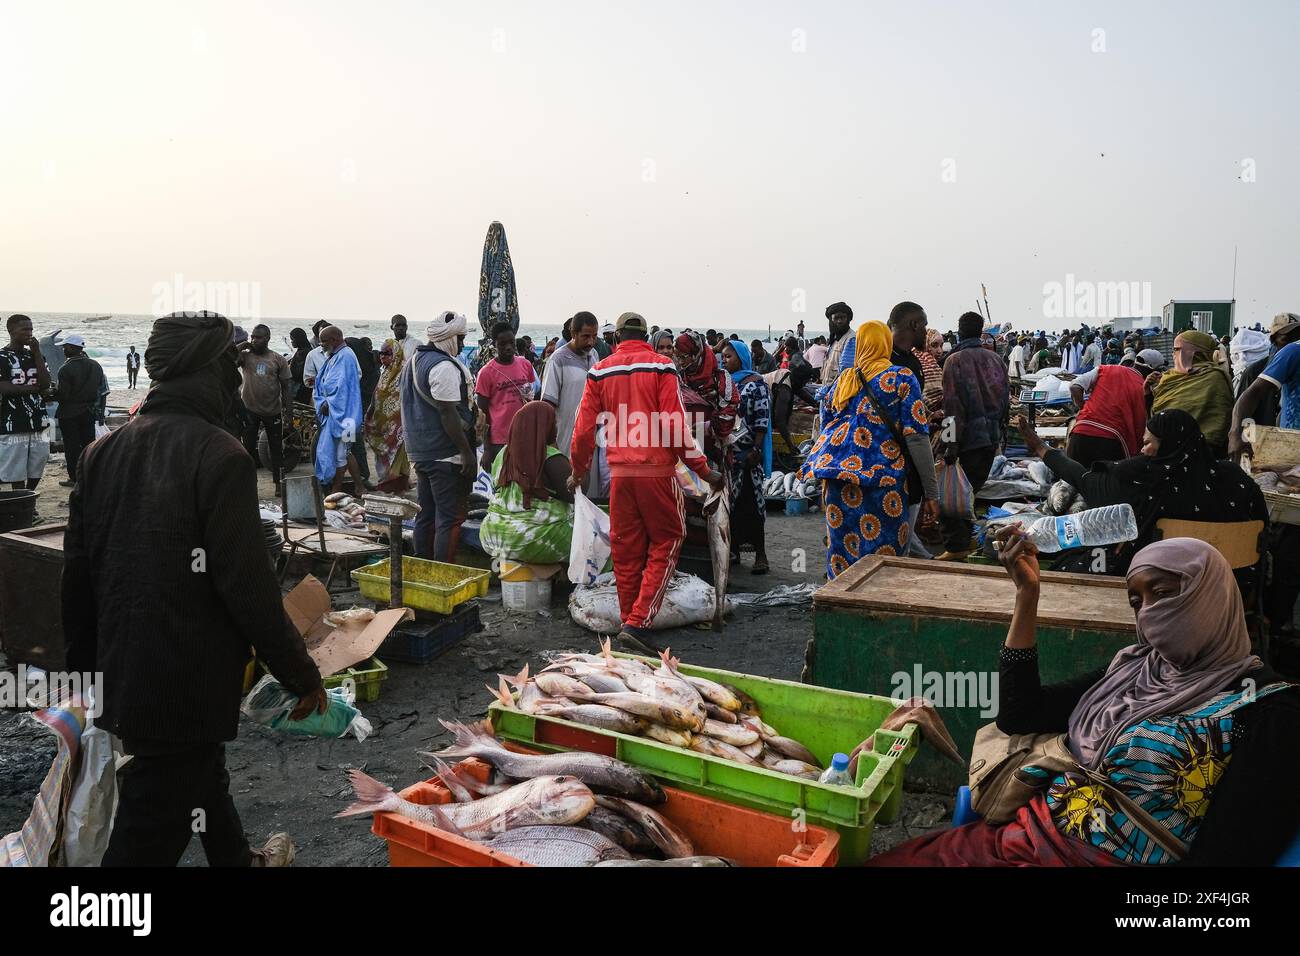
[
  {"xmin": 730, "ymin": 375, "xmax": 772, "ymax": 547},
  {"xmin": 479, "ymin": 445, "xmax": 574, "ymax": 564},
  {"xmin": 1039, "ymin": 681, "xmax": 1291, "ymax": 864},
  {"xmin": 801, "ymin": 365, "xmax": 928, "ymax": 578},
  {"xmin": 364, "ymin": 338, "xmax": 411, "ymax": 491}
]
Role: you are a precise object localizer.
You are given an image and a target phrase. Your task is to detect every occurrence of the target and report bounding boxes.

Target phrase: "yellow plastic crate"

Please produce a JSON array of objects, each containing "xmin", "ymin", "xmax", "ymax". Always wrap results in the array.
[{"xmin": 351, "ymin": 557, "xmax": 490, "ymax": 615}]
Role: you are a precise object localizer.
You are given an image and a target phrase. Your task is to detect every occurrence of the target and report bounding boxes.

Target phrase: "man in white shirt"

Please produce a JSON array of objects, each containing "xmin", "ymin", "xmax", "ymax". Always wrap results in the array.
[
  {"xmin": 541, "ymin": 311, "xmax": 607, "ymax": 497},
  {"xmin": 400, "ymin": 312, "xmax": 477, "ymax": 561},
  {"xmin": 389, "ymin": 313, "xmax": 420, "ymax": 362},
  {"xmin": 1007, "ymin": 336, "xmax": 1028, "ymax": 378},
  {"xmin": 301, "ymin": 320, "xmax": 330, "ymax": 389}
]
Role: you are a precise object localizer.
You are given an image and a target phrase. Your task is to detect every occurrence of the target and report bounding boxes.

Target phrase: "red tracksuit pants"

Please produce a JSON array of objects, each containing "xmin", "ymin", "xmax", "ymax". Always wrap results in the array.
[{"xmin": 609, "ymin": 473, "xmax": 686, "ymax": 631}]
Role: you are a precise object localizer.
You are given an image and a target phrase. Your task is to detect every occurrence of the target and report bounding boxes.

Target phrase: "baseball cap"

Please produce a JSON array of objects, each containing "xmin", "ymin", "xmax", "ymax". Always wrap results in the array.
[
  {"xmin": 615, "ymin": 312, "xmax": 647, "ymax": 333},
  {"xmin": 1138, "ymin": 348, "xmax": 1166, "ymax": 368},
  {"xmin": 1269, "ymin": 312, "xmax": 1300, "ymax": 343},
  {"xmin": 63, "ymin": 334, "xmax": 86, "ymax": 348}
]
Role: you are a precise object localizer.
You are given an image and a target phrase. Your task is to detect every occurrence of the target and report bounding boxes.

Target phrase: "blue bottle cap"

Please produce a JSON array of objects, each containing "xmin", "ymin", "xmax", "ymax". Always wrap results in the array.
[{"xmin": 831, "ymin": 752, "xmax": 849, "ymax": 772}]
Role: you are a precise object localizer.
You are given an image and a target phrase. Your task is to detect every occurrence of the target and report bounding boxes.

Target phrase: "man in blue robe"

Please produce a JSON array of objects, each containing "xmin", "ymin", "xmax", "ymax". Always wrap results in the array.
[{"xmin": 312, "ymin": 326, "xmax": 369, "ymax": 492}]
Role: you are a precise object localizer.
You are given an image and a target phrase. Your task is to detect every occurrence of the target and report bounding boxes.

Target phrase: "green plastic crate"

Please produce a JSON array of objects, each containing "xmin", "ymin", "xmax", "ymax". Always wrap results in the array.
[
  {"xmin": 489, "ymin": 655, "xmax": 918, "ymax": 865},
  {"xmin": 323, "ymin": 656, "xmax": 388, "ymax": 703},
  {"xmin": 351, "ymin": 557, "xmax": 490, "ymax": 615}
]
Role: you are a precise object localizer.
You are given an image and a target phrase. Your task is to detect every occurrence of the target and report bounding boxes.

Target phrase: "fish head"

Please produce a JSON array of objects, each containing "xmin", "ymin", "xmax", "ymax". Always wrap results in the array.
[{"xmin": 529, "ymin": 775, "xmax": 595, "ymax": 824}]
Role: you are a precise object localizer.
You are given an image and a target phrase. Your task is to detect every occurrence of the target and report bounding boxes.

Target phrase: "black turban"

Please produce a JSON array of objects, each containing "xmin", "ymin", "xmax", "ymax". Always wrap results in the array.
[
  {"xmin": 825, "ymin": 301, "xmax": 853, "ymax": 320},
  {"xmin": 144, "ymin": 311, "xmax": 234, "ymax": 382}
]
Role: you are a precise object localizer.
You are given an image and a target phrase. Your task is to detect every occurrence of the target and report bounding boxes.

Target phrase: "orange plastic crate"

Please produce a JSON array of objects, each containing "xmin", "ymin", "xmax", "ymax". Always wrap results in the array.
[{"xmin": 371, "ymin": 749, "xmax": 838, "ymax": 868}]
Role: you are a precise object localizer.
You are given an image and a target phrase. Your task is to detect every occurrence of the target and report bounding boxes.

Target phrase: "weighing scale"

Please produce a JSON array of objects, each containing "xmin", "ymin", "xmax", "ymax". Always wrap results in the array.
[
  {"xmin": 1017, "ymin": 387, "xmax": 1051, "ymax": 428},
  {"xmin": 363, "ymin": 493, "xmax": 422, "ymax": 608}
]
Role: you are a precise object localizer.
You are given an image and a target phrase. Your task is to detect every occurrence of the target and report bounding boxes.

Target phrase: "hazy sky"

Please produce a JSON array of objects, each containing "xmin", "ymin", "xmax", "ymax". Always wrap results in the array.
[{"xmin": 2, "ymin": 0, "xmax": 1297, "ymax": 332}]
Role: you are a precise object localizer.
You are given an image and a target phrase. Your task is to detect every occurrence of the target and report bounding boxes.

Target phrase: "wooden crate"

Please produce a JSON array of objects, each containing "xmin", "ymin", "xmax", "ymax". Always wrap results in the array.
[
  {"xmin": 809, "ymin": 555, "xmax": 1135, "ymax": 788},
  {"xmin": 0, "ymin": 523, "xmax": 68, "ymax": 670},
  {"xmin": 1247, "ymin": 424, "xmax": 1300, "ymax": 472}
]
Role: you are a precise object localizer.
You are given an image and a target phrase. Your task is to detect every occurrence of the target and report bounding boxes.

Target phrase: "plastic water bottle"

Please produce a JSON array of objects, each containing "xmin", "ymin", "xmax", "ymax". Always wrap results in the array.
[
  {"xmin": 1020, "ymin": 503, "xmax": 1138, "ymax": 553},
  {"xmin": 818, "ymin": 752, "xmax": 854, "ymax": 786}
]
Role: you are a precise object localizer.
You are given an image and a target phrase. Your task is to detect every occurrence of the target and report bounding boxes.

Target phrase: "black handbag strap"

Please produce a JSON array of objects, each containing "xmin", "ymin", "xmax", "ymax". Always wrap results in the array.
[{"xmin": 857, "ymin": 369, "xmax": 922, "ymax": 499}]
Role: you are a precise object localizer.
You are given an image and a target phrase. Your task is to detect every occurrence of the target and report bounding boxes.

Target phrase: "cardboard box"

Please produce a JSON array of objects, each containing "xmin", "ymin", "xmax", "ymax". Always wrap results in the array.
[{"xmin": 283, "ymin": 574, "xmax": 412, "ymax": 678}]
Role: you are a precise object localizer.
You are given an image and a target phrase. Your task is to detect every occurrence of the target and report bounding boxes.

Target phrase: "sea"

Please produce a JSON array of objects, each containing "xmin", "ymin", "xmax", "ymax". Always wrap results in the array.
[{"xmin": 8, "ymin": 312, "xmax": 791, "ymax": 391}]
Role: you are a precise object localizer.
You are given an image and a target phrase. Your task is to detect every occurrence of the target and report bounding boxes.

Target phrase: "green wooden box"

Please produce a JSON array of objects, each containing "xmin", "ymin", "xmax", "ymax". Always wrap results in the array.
[{"xmin": 808, "ymin": 556, "xmax": 1136, "ymax": 790}]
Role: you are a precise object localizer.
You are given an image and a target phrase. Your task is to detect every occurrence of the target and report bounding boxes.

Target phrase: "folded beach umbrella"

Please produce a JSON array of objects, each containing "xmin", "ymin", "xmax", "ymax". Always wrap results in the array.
[{"xmin": 477, "ymin": 220, "xmax": 520, "ymax": 339}]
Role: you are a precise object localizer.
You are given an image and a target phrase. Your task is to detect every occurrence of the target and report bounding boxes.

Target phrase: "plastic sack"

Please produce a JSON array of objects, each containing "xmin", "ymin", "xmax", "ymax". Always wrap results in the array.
[
  {"xmin": 675, "ymin": 461, "xmax": 708, "ymax": 497},
  {"xmin": 569, "ymin": 571, "xmax": 732, "ymax": 632},
  {"xmin": 62, "ymin": 717, "xmax": 118, "ymax": 867},
  {"xmin": 93, "ymin": 423, "xmax": 110, "ymax": 440},
  {"xmin": 568, "ymin": 488, "xmax": 612, "ymax": 586},
  {"xmin": 241, "ymin": 674, "xmax": 372, "ymax": 741},
  {"xmin": 936, "ymin": 459, "xmax": 975, "ymax": 520}
]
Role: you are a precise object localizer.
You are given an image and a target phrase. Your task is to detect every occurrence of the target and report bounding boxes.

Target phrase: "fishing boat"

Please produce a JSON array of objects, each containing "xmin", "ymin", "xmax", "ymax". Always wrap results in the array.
[{"xmin": 83, "ymin": 314, "xmax": 112, "ymax": 322}]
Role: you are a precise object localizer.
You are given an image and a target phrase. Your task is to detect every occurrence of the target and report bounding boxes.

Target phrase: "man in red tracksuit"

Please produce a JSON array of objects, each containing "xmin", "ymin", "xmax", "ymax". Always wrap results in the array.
[{"xmin": 568, "ymin": 311, "xmax": 724, "ymax": 651}]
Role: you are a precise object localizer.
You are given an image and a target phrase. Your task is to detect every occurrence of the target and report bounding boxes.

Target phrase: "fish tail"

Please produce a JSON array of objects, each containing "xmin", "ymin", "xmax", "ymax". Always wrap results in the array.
[
  {"xmin": 430, "ymin": 718, "xmax": 497, "ymax": 757},
  {"xmin": 485, "ymin": 678, "xmax": 515, "ymax": 709},
  {"xmin": 600, "ymin": 636, "xmax": 613, "ymax": 660},
  {"xmin": 334, "ymin": 769, "xmax": 403, "ymax": 818}
]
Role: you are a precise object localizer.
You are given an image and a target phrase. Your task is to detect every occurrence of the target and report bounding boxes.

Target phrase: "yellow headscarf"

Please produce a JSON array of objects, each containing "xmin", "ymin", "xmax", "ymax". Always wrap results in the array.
[{"xmin": 830, "ymin": 321, "xmax": 894, "ymax": 412}]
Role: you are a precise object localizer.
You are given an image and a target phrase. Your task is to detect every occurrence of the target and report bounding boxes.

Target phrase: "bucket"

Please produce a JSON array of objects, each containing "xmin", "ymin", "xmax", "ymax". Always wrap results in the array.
[
  {"xmin": 785, "ymin": 497, "xmax": 809, "ymax": 516},
  {"xmin": 501, "ymin": 578, "xmax": 552, "ymax": 611},
  {"xmin": 0, "ymin": 490, "xmax": 38, "ymax": 533},
  {"xmin": 283, "ymin": 475, "xmax": 317, "ymax": 521}
]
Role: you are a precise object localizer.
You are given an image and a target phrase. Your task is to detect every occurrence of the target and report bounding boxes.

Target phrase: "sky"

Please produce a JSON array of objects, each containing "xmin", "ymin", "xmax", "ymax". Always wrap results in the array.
[{"xmin": 2, "ymin": 0, "xmax": 1297, "ymax": 333}]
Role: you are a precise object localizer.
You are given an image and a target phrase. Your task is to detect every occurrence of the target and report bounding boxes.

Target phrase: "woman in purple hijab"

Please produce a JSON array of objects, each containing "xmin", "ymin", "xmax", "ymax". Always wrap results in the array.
[{"xmin": 873, "ymin": 533, "xmax": 1300, "ymax": 867}]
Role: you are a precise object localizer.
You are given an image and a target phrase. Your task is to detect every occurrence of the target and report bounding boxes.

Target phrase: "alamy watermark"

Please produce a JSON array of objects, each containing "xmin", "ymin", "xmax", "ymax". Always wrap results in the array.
[
  {"xmin": 0, "ymin": 665, "xmax": 102, "ymax": 717},
  {"xmin": 151, "ymin": 273, "xmax": 261, "ymax": 319},
  {"xmin": 890, "ymin": 664, "xmax": 999, "ymax": 718},
  {"xmin": 1042, "ymin": 274, "xmax": 1152, "ymax": 321}
]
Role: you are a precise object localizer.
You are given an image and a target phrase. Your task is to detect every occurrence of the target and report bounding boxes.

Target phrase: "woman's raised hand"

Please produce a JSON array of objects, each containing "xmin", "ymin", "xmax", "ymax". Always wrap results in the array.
[{"xmin": 993, "ymin": 523, "xmax": 1040, "ymax": 591}]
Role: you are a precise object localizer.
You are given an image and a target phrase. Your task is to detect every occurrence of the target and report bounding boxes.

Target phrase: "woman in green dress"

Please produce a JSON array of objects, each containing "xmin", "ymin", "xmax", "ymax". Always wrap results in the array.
[{"xmin": 479, "ymin": 400, "xmax": 575, "ymax": 564}]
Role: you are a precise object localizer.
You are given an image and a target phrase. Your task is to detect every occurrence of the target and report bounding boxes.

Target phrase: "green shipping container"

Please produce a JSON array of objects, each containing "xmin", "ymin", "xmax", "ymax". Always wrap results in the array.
[{"xmin": 808, "ymin": 556, "xmax": 1136, "ymax": 790}]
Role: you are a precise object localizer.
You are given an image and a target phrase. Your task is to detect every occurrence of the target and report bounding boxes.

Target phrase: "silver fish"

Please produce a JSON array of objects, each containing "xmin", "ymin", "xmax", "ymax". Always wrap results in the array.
[
  {"xmin": 484, "ymin": 825, "xmax": 632, "ymax": 866},
  {"xmin": 582, "ymin": 806, "xmax": 655, "ymax": 853},
  {"xmin": 535, "ymin": 671, "xmax": 593, "ymax": 699},
  {"xmin": 764, "ymin": 735, "xmax": 821, "ymax": 767},
  {"xmin": 644, "ymin": 723, "xmax": 693, "ymax": 748},
  {"xmin": 423, "ymin": 720, "xmax": 665, "ymax": 803},
  {"xmin": 594, "ymin": 795, "xmax": 694, "ymax": 859},
  {"xmin": 577, "ymin": 672, "xmax": 630, "ymax": 695},
  {"xmin": 569, "ymin": 691, "xmax": 701, "ymax": 732},
  {"xmin": 683, "ymin": 674, "xmax": 743, "ymax": 712},
  {"xmin": 689, "ymin": 735, "xmax": 762, "ymax": 766},
  {"xmin": 705, "ymin": 703, "xmax": 737, "ymax": 724},
  {"xmin": 427, "ymin": 756, "xmax": 475, "ymax": 802},
  {"xmin": 702, "ymin": 718, "xmax": 759, "ymax": 747},
  {"xmin": 704, "ymin": 483, "xmax": 730, "ymax": 631},
  {"xmin": 594, "ymin": 856, "xmax": 738, "ymax": 867},
  {"xmin": 549, "ymin": 703, "xmax": 649, "ymax": 736},
  {"xmin": 336, "ymin": 770, "xmax": 593, "ymax": 838}
]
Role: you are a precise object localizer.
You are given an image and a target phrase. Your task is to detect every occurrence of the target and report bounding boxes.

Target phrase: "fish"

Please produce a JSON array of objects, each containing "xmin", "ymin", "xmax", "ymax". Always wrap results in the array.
[
  {"xmin": 485, "ymin": 673, "xmax": 565, "ymax": 717},
  {"xmin": 739, "ymin": 714, "xmax": 778, "ymax": 738},
  {"xmin": 547, "ymin": 704, "xmax": 649, "ymax": 736},
  {"xmin": 581, "ymin": 806, "xmax": 656, "ymax": 853},
  {"xmin": 427, "ymin": 756, "xmax": 475, "ymax": 802},
  {"xmin": 594, "ymin": 856, "xmax": 738, "ymax": 867},
  {"xmin": 704, "ymin": 483, "xmax": 730, "ymax": 631},
  {"xmin": 594, "ymin": 795, "xmax": 694, "ymax": 859},
  {"xmin": 848, "ymin": 695, "xmax": 964, "ymax": 776},
  {"xmin": 763, "ymin": 735, "xmax": 822, "ymax": 767},
  {"xmin": 705, "ymin": 703, "xmax": 737, "ymax": 724},
  {"xmin": 643, "ymin": 723, "xmax": 693, "ymax": 748},
  {"xmin": 576, "ymin": 672, "xmax": 630, "ymax": 695},
  {"xmin": 484, "ymin": 825, "xmax": 632, "ymax": 866},
  {"xmin": 441, "ymin": 764, "xmax": 516, "ymax": 797},
  {"xmin": 729, "ymin": 686, "xmax": 763, "ymax": 717},
  {"xmin": 759, "ymin": 752, "xmax": 823, "ymax": 778},
  {"xmin": 422, "ymin": 720, "xmax": 665, "ymax": 803},
  {"xmin": 682, "ymin": 674, "xmax": 743, "ymax": 712},
  {"xmin": 535, "ymin": 671, "xmax": 595, "ymax": 699},
  {"xmin": 702, "ymin": 718, "xmax": 759, "ymax": 747},
  {"xmin": 689, "ymin": 735, "xmax": 763, "ymax": 766},
  {"xmin": 336, "ymin": 770, "xmax": 594, "ymax": 838},
  {"xmin": 567, "ymin": 691, "xmax": 701, "ymax": 732},
  {"xmin": 739, "ymin": 739, "xmax": 764, "ymax": 758}
]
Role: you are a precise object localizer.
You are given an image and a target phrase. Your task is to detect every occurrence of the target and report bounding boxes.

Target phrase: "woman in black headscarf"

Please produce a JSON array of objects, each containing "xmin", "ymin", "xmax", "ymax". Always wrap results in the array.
[
  {"xmin": 289, "ymin": 328, "xmax": 311, "ymax": 403},
  {"xmin": 1016, "ymin": 409, "xmax": 1267, "ymax": 579}
]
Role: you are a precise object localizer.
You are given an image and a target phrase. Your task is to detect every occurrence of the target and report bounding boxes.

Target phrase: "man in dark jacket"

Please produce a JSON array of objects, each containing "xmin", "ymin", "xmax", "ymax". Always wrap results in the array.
[
  {"xmin": 64, "ymin": 311, "xmax": 325, "ymax": 867},
  {"xmin": 54, "ymin": 334, "xmax": 103, "ymax": 487},
  {"xmin": 937, "ymin": 311, "xmax": 1010, "ymax": 560}
]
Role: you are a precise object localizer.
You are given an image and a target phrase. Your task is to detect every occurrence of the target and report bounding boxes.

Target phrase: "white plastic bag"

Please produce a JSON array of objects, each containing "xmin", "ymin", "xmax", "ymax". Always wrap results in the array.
[
  {"xmin": 93, "ymin": 423, "xmax": 110, "ymax": 440},
  {"xmin": 568, "ymin": 488, "xmax": 612, "ymax": 586},
  {"xmin": 62, "ymin": 718, "xmax": 119, "ymax": 867},
  {"xmin": 569, "ymin": 571, "xmax": 733, "ymax": 632}
]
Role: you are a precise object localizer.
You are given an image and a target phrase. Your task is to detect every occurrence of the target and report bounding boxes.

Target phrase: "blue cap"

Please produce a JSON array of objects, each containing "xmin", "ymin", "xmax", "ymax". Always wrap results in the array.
[{"xmin": 831, "ymin": 752, "xmax": 849, "ymax": 772}]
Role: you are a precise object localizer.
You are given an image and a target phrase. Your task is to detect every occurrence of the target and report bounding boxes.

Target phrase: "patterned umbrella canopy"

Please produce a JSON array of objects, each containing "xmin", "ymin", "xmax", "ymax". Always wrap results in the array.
[{"xmin": 477, "ymin": 221, "xmax": 520, "ymax": 339}]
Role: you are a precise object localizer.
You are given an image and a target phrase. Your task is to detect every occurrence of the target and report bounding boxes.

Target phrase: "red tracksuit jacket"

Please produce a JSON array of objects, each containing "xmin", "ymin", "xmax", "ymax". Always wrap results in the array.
[{"xmin": 570, "ymin": 339, "xmax": 711, "ymax": 480}]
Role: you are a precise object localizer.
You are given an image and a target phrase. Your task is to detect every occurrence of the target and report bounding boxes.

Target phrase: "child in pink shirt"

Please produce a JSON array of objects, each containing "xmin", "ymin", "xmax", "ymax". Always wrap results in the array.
[{"xmin": 475, "ymin": 324, "xmax": 537, "ymax": 469}]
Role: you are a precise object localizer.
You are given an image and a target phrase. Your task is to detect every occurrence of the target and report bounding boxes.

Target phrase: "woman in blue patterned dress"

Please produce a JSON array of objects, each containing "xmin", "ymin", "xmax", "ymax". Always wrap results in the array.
[
  {"xmin": 721, "ymin": 340, "xmax": 772, "ymax": 574},
  {"xmin": 800, "ymin": 322, "xmax": 939, "ymax": 580}
]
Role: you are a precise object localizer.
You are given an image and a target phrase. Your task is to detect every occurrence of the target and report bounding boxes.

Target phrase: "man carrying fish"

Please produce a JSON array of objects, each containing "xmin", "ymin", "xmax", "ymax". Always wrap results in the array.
[{"xmin": 567, "ymin": 312, "xmax": 724, "ymax": 653}]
